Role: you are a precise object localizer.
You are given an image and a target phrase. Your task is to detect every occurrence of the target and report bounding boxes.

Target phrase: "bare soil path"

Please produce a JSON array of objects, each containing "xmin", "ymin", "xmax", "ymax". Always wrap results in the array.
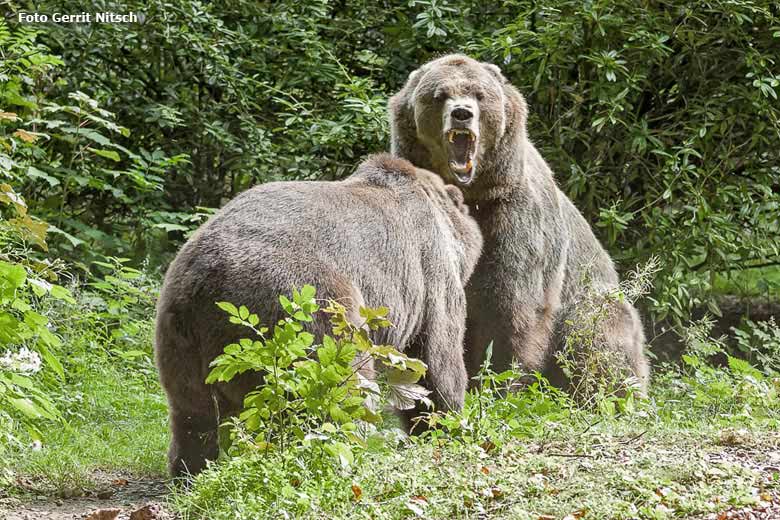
[{"xmin": 0, "ymin": 471, "xmax": 172, "ymax": 520}]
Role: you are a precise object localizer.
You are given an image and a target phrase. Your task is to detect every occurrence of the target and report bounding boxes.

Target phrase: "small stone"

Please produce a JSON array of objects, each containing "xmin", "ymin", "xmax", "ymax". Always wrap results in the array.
[
  {"xmin": 130, "ymin": 503, "xmax": 168, "ymax": 520},
  {"xmin": 84, "ymin": 508, "xmax": 121, "ymax": 520}
]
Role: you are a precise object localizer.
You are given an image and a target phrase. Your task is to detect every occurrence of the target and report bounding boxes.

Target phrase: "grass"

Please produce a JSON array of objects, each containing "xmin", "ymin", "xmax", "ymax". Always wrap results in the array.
[
  {"xmin": 4, "ymin": 354, "xmax": 779, "ymax": 519},
  {"xmin": 169, "ymin": 394, "xmax": 779, "ymax": 519},
  {"xmin": 352, "ymin": 425, "xmax": 775, "ymax": 519},
  {"xmin": 170, "ymin": 361, "xmax": 780, "ymax": 520},
  {"xmin": 7, "ymin": 356, "xmax": 778, "ymax": 519},
  {"xmin": 2, "ymin": 328, "xmax": 168, "ymax": 496}
]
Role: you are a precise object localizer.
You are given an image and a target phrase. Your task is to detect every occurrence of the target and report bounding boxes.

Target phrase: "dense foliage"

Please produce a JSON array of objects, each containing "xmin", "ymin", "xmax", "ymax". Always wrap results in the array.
[{"xmin": 10, "ymin": 0, "xmax": 777, "ymax": 318}]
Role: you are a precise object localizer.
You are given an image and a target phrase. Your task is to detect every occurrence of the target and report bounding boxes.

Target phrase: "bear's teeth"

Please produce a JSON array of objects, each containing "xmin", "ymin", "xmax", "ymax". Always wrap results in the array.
[{"xmin": 447, "ymin": 129, "xmax": 474, "ymax": 141}]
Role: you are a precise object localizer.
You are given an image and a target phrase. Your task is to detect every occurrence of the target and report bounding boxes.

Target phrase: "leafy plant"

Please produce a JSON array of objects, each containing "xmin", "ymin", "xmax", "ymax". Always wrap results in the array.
[
  {"xmin": 672, "ymin": 317, "xmax": 780, "ymax": 423},
  {"xmin": 426, "ymin": 342, "xmax": 572, "ymax": 448},
  {"xmin": 1, "ymin": 19, "xmax": 187, "ymax": 264},
  {"xmin": 206, "ymin": 285, "xmax": 429, "ymax": 466},
  {"xmin": 732, "ymin": 317, "xmax": 780, "ymax": 375},
  {"xmin": 556, "ymin": 258, "xmax": 659, "ymax": 404},
  {"xmin": 0, "ymin": 197, "xmax": 74, "ymax": 447},
  {"xmin": 0, "ymin": 26, "xmax": 75, "ymax": 448}
]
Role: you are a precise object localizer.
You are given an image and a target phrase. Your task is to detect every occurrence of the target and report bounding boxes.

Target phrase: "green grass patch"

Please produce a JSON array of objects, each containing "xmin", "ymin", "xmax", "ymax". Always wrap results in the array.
[
  {"xmin": 2, "ymin": 351, "xmax": 168, "ymax": 496},
  {"xmin": 0, "ymin": 265, "xmax": 169, "ymax": 496},
  {"xmin": 171, "ymin": 394, "xmax": 779, "ymax": 520},
  {"xmin": 172, "ymin": 343, "xmax": 780, "ymax": 520}
]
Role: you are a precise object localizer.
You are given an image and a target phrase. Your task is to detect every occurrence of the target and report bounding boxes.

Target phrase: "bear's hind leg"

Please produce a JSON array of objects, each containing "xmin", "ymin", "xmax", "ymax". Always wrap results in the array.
[{"xmin": 167, "ymin": 391, "xmax": 219, "ymax": 478}]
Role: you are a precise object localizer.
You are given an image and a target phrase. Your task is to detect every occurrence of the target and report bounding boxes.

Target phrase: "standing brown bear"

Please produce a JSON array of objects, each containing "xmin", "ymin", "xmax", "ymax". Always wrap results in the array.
[
  {"xmin": 389, "ymin": 54, "xmax": 649, "ymax": 393},
  {"xmin": 155, "ymin": 154, "xmax": 482, "ymax": 477}
]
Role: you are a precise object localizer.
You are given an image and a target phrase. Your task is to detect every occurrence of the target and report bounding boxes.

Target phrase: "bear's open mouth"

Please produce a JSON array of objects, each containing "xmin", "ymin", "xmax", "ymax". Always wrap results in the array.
[{"xmin": 446, "ymin": 128, "xmax": 477, "ymax": 185}]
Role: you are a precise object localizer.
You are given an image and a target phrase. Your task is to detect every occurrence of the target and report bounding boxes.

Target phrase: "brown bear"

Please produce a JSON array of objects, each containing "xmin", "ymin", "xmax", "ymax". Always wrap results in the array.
[
  {"xmin": 155, "ymin": 154, "xmax": 483, "ymax": 477},
  {"xmin": 389, "ymin": 54, "xmax": 649, "ymax": 394}
]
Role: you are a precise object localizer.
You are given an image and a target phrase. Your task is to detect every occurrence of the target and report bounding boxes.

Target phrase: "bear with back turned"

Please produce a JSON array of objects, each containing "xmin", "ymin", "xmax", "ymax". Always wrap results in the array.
[
  {"xmin": 389, "ymin": 54, "xmax": 649, "ymax": 394},
  {"xmin": 155, "ymin": 153, "xmax": 483, "ymax": 477}
]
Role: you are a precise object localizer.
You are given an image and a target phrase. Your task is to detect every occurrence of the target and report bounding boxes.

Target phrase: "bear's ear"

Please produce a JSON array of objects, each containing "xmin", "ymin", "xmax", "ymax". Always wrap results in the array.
[
  {"xmin": 389, "ymin": 67, "xmax": 433, "ymax": 169},
  {"xmin": 389, "ymin": 67, "xmax": 424, "ymax": 117},
  {"xmin": 405, "ymin": 68, "xmax": 423, "ymax": 91},
  {"xmin": 480, "ymin": 61, "xmax": 527, "ymax": 139},
  {"xmin": 481, "ymin": 62, "xmax": 507, "ymax": 84}
]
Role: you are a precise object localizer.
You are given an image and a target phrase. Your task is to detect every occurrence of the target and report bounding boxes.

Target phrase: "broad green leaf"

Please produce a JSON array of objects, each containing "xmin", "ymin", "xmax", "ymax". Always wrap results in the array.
[
  {"xmin": 27, "ymin": 166, "xmax": 60, "ymax": 186},
  {"xmin": 50, "ymin": 284, "xmax": 76, "ymax": 303},
  {"xmin": 324, "ymin": 441, "xmax": 353, "ymax": 468},
  {"xmin": 47, "ymin": 225, "xmax": 85, "ymax": 247},
  {"xmin": 153, "ymin": 222, "xmax": 189, "ymax": 232},
  {"xmin": 300, "ymin": 285, "xmax": 316, "ymax": 301},
  {"xmin": 38, "ymin": 341, "xmax": 65, "ymax": 379},
  {"xmin": 9, "ymin": 397, "xmax": 42, "ymax": 419},
  {"xmin": 0, "ymin": 261, "xmax": 27, "ymax": 289},
  {"xmin": 216, "ymin": 301, "xmax": 239, "ymax": 317}
]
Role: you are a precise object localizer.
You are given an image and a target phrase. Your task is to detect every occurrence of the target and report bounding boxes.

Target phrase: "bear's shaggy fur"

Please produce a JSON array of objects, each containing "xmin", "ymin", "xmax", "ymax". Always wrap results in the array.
[
  {"xmin": 389, "ymin": 54, "xmax": 649, "ymax": 392},
  {"xmin": 155, "ymin": 154, "xmax": 482, "ymax": 477}
]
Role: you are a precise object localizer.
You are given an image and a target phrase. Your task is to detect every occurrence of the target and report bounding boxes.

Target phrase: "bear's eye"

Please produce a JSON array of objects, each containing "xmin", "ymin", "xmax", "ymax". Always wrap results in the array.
[
  {"xmin": 433, "ymin": 90, "xmax": 448, "ymax": 102},
  {"xmin": 475, "ymin": 90, "xmax": 485, "ymax": 102}
]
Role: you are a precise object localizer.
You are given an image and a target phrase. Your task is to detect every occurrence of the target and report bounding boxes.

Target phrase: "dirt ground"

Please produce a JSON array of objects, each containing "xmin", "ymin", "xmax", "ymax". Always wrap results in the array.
[{"xmin": 0, "ymin": 471, "xmax": 172, "ymax": 520}]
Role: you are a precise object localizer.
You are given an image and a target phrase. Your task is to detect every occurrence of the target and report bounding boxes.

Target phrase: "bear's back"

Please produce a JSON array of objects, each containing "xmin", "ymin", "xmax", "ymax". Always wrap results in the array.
[{"xmin": 159, "ymin": 157, "xmax": 446, "ymax": 323}]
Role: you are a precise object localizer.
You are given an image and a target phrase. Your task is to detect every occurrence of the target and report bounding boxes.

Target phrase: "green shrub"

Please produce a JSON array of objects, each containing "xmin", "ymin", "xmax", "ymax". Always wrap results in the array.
[
  {"xmin": 426, "ymin": 344, "xmax": 572, "ymax": 449},
  {"xmin": 206, "ymin": 285, "xmax": 430, "ymax": 466},
  {"xmin": 732, "ymin": 317, "xmax": 780, "ymax": 374},
  {"xmin": 0, "ymin": 186, "xmax": 74, "ymax": 449},
  {"xmin": 0, "ymin": 20, "xmax": 187, "ymax": 263},
  {"xmin": 555, "ymin": 258, "xmax": 659, "ymax": 404},
  {"xmin": 661, "ymin": 318, "xmax": 780, "ymax": 424}
]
